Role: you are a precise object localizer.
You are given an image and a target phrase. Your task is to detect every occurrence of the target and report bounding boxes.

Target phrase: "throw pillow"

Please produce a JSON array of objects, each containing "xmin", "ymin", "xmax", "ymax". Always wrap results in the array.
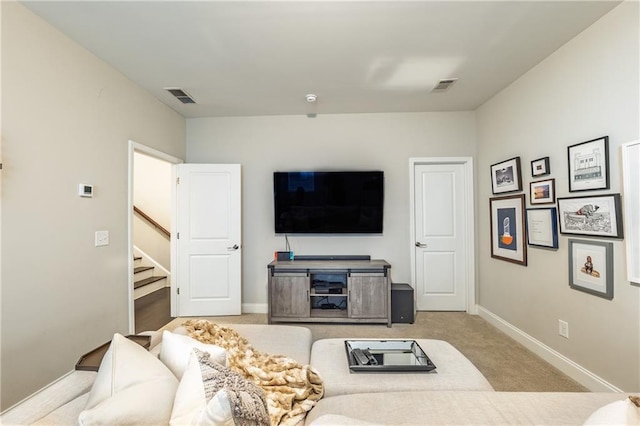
[
  {"xmin": 160, "ymin": 330, "xmax": 228, "ymax": 379},
  {"xmin": 171, "ymin": 348, "xmax": 269, "ymax": 426},
  {"xmin": 583, "ymin": 397, "xmax": 640, "ymax": 425},
  {"xmin": 78, "ymin": 333, "xmax": 178, "ymax": 426}
]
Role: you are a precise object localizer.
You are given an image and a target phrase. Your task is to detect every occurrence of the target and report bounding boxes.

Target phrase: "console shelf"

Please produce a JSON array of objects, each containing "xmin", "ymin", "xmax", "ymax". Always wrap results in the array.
[{"xmin": 267, "ymin": 259, "xmax": 391, "ymax": 327}]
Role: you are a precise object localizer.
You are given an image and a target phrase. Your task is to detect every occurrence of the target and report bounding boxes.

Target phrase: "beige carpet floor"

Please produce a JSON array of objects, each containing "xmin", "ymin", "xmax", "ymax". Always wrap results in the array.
[{"xmin": 160, "ymin": 312, "xmax": 588, "ymax": 392}]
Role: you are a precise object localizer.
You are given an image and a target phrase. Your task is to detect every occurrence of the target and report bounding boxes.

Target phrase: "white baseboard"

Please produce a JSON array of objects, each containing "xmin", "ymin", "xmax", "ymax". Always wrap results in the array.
[
  {"xmin": 242, "ymin": 303, "xmax": 268, "ymax": 314},
  {"xmin": 477, "ymin": 305, "xmax": 622, "ymax": 393}
]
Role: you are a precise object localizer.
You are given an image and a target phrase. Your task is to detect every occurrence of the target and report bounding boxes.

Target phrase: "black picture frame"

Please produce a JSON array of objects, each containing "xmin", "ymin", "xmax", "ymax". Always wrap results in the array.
[
  {"xmin": 529, "ymin": 178, "xmax": 556, "ymax": 205},
  {"xmin": 567, "ymin": 136, "xmax": 609, "ymax": 192},
  {"xmin": 557, "ymin": 194, "xmax": 623, "ymax": 239},
  {"xmin": 531, "ymin": 157, "xmax": 550, "ymax": 177},
  {"xmin": 526, "ymin": 207, "xmax": 559, "ymax": 249},
  {"xmin": 490, "ymin": 194, "xmax": 527, "ymax": 265},
  {"xmin": 490, "ymin": 157, "xmax": 522, "ymax": 194}
]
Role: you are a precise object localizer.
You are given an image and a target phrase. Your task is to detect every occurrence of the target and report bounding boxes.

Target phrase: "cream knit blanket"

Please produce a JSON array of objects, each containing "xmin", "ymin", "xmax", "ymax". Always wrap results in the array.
[{"xmin": 182, "ymin": 320, "xmax": 324, "ymax": 426}]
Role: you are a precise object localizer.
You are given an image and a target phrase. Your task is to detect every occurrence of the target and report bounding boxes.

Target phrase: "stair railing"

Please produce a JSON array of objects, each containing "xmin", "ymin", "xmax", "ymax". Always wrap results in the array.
[{"xmin": 133, "ymin": 206, "xmax": 170, "ymax": 238}]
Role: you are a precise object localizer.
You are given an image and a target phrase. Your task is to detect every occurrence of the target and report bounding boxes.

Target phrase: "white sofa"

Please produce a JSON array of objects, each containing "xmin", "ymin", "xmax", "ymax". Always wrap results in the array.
[{"xmin": 0, "ymin": 324, "xmax": 634, "ymax": 425}]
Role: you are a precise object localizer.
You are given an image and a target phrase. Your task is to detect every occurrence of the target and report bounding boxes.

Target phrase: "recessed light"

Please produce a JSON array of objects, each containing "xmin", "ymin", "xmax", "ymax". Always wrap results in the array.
[{"xmin": 305, "ymin": 94, "xmax": 317, "ymax": 103}]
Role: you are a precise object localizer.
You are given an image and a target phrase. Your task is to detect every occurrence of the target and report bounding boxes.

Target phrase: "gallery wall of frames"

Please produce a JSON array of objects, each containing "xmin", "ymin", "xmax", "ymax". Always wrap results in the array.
[{"xmin": 489, "ymin": 136, "xmax": 639, "ymax": 300}]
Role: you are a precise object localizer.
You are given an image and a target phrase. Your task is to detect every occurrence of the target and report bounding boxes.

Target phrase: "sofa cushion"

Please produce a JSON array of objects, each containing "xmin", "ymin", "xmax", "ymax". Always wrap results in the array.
[
  {"xmin": 304, "ymin": 391, "xmax": 630, "ymax": 425},
  {"xmin": 78, "ymin": 333, "xmax": 179, "ymax": 425},
  {"xmin": 0, "ymin": 370, "xmax": 96, "ymax": 426},
  {"xmin": 171, "ymin": 348, "xmax": 269, "ymax": 426},
  {"xmin": 310, "ymin": 338, "xmax": 493, "ymax": 397},
  {"xmin": 160, "ymin": 330, "xmax": 227, "ymax": 379},
  {"xmin": 583, "ymin": 397, "xmax": 640, "ymax": 425},
  {"xmin": 173, "ymin": 323, "xmax": 313, "ymax": 365},
  {"xmin": 33, "ymin": 393, "xmax": 90, "ymax": 425}
]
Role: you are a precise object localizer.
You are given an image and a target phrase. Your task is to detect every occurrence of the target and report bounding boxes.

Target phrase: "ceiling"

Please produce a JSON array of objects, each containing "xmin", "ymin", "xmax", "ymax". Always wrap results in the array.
[{"xmin": 21, "ymin": 1, "xmax": 621, "ymax": 118}]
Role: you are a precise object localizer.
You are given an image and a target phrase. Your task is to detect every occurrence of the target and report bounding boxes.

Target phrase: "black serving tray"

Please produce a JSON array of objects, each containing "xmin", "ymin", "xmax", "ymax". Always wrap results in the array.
[{"xmin": 345, "ymin": 339, "xmax": 436, "ymax": 372}]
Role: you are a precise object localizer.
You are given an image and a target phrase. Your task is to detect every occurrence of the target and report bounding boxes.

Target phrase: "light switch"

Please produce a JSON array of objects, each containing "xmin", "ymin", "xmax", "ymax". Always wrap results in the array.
[{"xmin": 95, "ymin": 230, "xmax": 109, "ymax": 247}]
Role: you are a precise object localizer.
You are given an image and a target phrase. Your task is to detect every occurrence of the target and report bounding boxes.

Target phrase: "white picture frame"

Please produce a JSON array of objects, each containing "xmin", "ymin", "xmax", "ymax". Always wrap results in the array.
[{"xmin": 621, "ymin": 140, "xmax": 640, "ymax": 284}]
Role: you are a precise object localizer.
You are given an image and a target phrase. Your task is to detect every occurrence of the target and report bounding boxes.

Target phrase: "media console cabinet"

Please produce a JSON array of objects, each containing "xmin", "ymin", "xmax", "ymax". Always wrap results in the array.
[{"xmin": 267, "ymin": 259, "xmax": 392, "ymax": 327}]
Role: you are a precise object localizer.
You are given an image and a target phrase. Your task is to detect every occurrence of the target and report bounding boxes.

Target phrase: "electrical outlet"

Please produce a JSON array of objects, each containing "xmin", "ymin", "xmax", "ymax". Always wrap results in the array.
[{"xmin": 558, "ymin": 320, "xmax": 569, "ymax": 339}]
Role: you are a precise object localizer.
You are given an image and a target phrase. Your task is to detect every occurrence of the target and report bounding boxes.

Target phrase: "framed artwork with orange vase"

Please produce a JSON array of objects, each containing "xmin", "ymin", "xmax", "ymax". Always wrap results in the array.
[{"xmin": 490, "ymin": 194, "xmax": 527, "ymax": 266}]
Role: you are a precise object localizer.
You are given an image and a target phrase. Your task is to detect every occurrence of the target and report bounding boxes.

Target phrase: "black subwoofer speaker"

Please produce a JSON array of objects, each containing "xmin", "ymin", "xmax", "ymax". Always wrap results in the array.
[{"xmin": 391, "ymin": 283, "xmax": 414, "ymax": 324}]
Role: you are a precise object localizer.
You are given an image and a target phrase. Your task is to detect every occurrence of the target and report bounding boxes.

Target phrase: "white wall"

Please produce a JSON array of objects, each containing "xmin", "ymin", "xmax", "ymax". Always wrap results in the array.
[
  {"xmin": 133, "ymin": 152, "xmax": 172, "ymax": 270},
  {"xmin": 0, "ymin": 3, "xmax": 185, "ymax": 409},
  {"xmin": 187, "ymin": 113, "xmax": 476, "ymax": 309},
  {"xmin": 476, "ymin": 2, "xmax": 639, "ymax": 391}
]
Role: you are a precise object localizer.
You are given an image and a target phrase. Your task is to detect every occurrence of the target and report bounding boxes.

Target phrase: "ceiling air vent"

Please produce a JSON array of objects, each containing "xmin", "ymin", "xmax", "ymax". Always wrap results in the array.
[
  {"xmin": 432, "ymin": 78, "xmax": 458, "ymax": 92},
  {"xmin": 165, "ymin": 87, "xmax": 196, "ymax": 104}
]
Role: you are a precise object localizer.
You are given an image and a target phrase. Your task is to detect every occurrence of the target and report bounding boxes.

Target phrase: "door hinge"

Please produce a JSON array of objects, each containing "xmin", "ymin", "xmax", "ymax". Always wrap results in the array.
[
  {"xmin": 177, "ymin": 288, "xmax": 180, "ymax": 295},
  {"xmin": 177, "ymin": 232, "xmax": 180, "ymax": 239},
  {"xmin": 176, "ymin": 177, "xmax": 180, "ymax": 184}
]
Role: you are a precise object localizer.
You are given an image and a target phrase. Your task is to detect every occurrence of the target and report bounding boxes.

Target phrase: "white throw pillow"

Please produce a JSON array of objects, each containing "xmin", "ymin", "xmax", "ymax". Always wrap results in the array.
[
  {"xmin": 78, "ymin": 333, "xmax": 178, "ymax": 426},
  {"xmin": 170, "ymin": 349, "xmax": 269, "ymax": 426},
  {"xmin": 160, "ymin": 330, "xmax": 228, "ymax": 379},
  {"xmin": 583, "ymin": 398, "xmax": 640, "ymax": 425},
  {"xmin": 170, "ymin": 350, "xmax": 234, "ymax": 426}
]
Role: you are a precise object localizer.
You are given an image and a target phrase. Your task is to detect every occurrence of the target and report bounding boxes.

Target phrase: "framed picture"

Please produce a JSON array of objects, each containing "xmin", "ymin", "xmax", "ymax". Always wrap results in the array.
[
  {"xmin": 567, "ymin": 136, "xmax": 609, "ymax": 192},
  {"xmin": 531, "ymin": 156, "xmax": 550, "ymax": 177},
  {"xmin": 529, "ymin": 178, "xmax": 555, "ymax": 205},
  {"xmin": 557, "ymin": 194, "xmax": 623, "ymax": 238},
  {"xmin": 490, "ymin": 156, "xmax": 522, "ymax": 194},
  {"xmin": 568, "ymin": 239, "xmax": 613, "ymax": 300},
  {"xmin": 526, "ymin": 207, "xmax": 559, "ymax": 249},
  {"xmin": 621, "ymin": 140, "xmax": 639, "ymax": 284},
  {"xmin": 490, "ymin": 194, "xmax": 527, "ymax": 265}
]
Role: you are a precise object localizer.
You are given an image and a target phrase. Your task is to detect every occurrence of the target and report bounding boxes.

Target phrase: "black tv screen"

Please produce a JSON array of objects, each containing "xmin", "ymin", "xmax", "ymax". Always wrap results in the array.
[{"xmin": 274, "ymin": 171, "xmax": 384, "ymax": 234}]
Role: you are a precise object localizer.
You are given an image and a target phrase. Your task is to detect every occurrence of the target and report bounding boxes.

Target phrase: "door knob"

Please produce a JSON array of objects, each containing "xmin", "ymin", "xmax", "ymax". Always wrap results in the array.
[
  {"xmin": 415, "ymin": 242, "xmax": 427, "ymax": 248},
  {"xmin": 227, "ymin": 244, "xmax": 240, "ymax": 250}
]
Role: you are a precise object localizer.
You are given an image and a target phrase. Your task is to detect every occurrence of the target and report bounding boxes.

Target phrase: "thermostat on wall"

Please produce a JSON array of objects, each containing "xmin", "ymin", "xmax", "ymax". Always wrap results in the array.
[{"xmin": 78, "ymin": 184, "xmax": 93, "ymax": 198}]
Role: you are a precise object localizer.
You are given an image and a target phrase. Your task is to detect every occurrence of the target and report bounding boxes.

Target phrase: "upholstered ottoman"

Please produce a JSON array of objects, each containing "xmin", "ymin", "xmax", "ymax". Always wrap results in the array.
[{"xmin": 310, "ymin": 338, "xmax": 494, "ymax": 397}]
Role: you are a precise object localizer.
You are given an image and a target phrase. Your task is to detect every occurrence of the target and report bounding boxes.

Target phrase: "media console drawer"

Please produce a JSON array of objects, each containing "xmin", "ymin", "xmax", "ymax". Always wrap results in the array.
[{"xmin": 267, "ymin": 259, "xmax": 392, "ymax": 327}]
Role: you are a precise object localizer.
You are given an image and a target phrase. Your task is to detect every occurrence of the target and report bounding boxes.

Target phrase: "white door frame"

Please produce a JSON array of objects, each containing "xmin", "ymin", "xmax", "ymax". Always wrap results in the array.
[
  {"xmin": 409, "ymin": 157, "xmax": 476, "ymax": 314},
  {"xmin": 127, "ymin": 140, "xmax": 183, "ymax": 334}
]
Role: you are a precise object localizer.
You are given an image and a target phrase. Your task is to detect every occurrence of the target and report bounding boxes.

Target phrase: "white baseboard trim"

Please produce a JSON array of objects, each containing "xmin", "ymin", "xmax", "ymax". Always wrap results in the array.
[
  {"xmin": 242, "ymin": 303, "xmax": 268, "ymax": 314},
  {"xmin": 477, "ymin": 305, "xmax": 622, "ymax": 393}
]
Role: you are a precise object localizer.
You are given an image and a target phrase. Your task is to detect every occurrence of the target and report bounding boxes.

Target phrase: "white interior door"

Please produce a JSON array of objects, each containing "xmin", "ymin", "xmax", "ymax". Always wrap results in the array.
[
  {"xmin": 412, "ymin": 159, "xmax": 474, "ymax": 311},
  {"xmin": 174, "ymin": 164, "xmax": 241, "ymax": 316}
]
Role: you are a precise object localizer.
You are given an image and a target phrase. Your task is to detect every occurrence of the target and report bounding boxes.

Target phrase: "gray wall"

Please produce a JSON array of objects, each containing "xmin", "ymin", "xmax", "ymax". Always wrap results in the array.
[
  {"xmin": 1, "ymin": 3, "xmax": 185, "ymax": 409},
  {"xmin": 187, "ymin": 113, "xmax": 476, "ymax": 310},
  {"xmin": 476, "ymin": 2, "xmax": 639, "ymax": 391}
]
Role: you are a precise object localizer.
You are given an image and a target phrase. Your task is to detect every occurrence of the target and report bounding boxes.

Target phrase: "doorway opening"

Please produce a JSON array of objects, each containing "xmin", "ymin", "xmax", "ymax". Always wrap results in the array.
[{"xmin": 127, "ymin": 140, "xmax": 182, "ymax": 333}]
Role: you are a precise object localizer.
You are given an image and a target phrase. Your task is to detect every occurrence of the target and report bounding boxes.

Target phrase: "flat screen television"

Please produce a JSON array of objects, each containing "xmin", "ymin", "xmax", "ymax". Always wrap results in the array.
[{"xmin": 274, "ymin": 171, "xmax": 384, "ymax": 234}]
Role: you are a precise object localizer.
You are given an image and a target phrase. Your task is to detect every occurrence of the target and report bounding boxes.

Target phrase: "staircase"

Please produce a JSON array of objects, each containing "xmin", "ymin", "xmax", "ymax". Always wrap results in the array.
[{"xmin": 134, "ymin": 255, "xmax": 168, "ymax": 300}]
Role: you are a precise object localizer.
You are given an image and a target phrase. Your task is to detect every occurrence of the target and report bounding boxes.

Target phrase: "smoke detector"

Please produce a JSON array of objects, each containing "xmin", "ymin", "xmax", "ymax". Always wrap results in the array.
[
  {"xmin": 305, "ymin": 94, "xmax": 317, "ymax": 103},
  {"xmin": 432, "ymin": 78, "xmax": 458, "ymax": 92}
]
